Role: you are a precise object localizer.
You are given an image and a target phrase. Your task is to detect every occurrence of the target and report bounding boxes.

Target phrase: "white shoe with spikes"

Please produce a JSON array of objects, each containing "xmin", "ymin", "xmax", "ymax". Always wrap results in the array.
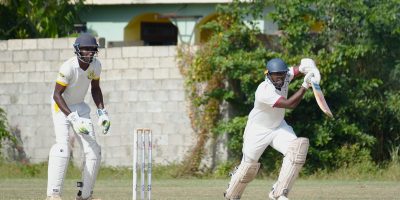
[{"xmin": 45, "ymin": 196, "xmax": 62, "ymax": 200}]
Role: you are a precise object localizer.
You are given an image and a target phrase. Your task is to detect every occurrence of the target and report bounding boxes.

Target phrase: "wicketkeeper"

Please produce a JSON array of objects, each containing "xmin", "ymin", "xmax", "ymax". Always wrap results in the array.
[
  {"xmin": 46, "ymin": 33, "xmax": 110, "ymax": 200},
  {"xmin": 224, "ymin": 58, "xmax": 320, "ymax": 200}
]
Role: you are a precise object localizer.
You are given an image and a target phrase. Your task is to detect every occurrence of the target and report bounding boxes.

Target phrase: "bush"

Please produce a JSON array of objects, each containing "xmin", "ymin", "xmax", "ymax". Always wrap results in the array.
[{"xmin": 0, "ymin": 107, "xmax": 15, "ymax": 158}]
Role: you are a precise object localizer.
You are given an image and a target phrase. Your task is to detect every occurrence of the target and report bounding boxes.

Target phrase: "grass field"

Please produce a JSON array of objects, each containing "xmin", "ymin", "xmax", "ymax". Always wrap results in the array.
[{"xmin": 0, "ymin": 178, "xmax": 399, "ymax": 200}]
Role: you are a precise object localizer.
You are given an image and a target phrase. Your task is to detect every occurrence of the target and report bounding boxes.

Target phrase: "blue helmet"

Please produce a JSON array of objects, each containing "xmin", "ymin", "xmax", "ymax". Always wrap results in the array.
[
  {"xmin": 265, "ymin": 58, "xmax": 288, "ymax": 89},
  {"xmin": 73, "ymin": 33, "xmax": 98, "ymax": 49},
  {"xmin": 266, "ymin": 58, "xmax": 288, "ymax": 73},
  {"xmin": 73, "ymin": 33, "xmax": 98, "ymax": 64}
]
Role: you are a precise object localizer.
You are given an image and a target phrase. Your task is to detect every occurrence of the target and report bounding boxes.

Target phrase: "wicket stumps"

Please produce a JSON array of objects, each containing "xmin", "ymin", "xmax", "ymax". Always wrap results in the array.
[{"xmin": 133, "ymin": 128, "xmax": 152, "ymax": 200}]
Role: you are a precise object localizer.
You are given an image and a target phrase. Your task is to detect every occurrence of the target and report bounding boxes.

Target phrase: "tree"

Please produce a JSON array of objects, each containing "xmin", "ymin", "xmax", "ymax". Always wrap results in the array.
[
  {"xmin": 271, "ymin": 0, "xmax": 400, "ymax": 171},
  {"xmin": 177, "ymin": 0, "xmax": 268, "ymax": 175},
  {"xmin": 0, "ymin": 0, "xmax": 84, "ymax": 39},
  {"xmin": 179, "ymin": 0, "xmax": 400, "ymax": 175}
]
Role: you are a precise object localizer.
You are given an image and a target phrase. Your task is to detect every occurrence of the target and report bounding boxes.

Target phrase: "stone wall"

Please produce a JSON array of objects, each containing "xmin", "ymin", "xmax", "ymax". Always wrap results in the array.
[{"xmin": 0, "ymin": 38, "xmax": 196, "ymax": 166}]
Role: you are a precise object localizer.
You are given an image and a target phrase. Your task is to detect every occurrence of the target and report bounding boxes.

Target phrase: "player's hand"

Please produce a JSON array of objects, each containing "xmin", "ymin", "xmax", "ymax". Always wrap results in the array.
[
  {"xmin": 299, "ymin": 58, "xmax": 317, "ymax": 73},
  {"xmin": 97, "ymin": 109, "xmax": 110, "ymax": 134},
  {"xmin": 302, "ymin": 72, "xmax": 314, "ymax": 89},
  {"xmin": 299, "ymin": 58, "xmax": 320, "ymax": 84},
  {"xmin": 67, "ymin": 111, "xmax": 92, "ymax": 135},
  {"xmin": 310, "ymin": 69, "xmax": 320, "ymax": 84}
]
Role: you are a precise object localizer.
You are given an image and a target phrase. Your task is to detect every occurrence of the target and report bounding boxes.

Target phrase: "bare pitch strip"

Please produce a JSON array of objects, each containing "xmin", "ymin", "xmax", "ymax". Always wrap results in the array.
[{"xmin": 133, "ymin": 128, "xmax": 152, "ymax": 200}]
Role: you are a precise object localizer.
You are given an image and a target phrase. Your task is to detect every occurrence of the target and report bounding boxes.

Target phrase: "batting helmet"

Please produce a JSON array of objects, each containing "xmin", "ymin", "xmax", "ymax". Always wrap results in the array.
[
  {"xmin": 73, "ymin": 33, "xmax": 98, "ymax": 49},
  {"xmin": 265, "ymin": 58, "xmax": 289, "ymax": 89},
  {"xmin": 73, "ymin": 33, "xmax": 99, "ymax": 64},
  {"xmin": 265, "ymin": 58, "xmax": 289, "ymax": 74}
]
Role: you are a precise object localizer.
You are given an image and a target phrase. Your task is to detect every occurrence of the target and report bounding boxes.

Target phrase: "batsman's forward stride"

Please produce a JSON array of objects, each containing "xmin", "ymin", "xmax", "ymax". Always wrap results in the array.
[
  {"xmin": 46, "ymin": 33, "xmax": 110, "ymax": 200},
  {"xmin": 224, "ymin": 58, "xmax": 321, "ymax": 200}
]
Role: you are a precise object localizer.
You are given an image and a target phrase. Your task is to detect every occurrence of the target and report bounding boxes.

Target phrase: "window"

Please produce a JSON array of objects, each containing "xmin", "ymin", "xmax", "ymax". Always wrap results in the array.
[{"xmin": 141, "ymin": 22, "xmax": 178, "ymax": 46}]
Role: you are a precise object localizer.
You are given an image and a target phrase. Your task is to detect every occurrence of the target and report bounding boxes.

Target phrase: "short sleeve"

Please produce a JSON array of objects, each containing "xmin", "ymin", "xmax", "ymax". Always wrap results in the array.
[
  {"xmin": 256, "ymin": 83, "xmax": 283, "ymax": 107},
  {"xmin": 92, "ymin": 59, "xmax": 102, "ymax": 80},
  {"xmin": 94, "ymin": 62, "xmax": 101, "ymax": 80},
  {"xmin": 56, "ymin": 63, "xmax": 72, "ymax": 86},
  {"xmin": 288, "ymin": 67, "xmax": 295, "ymax": 82}
]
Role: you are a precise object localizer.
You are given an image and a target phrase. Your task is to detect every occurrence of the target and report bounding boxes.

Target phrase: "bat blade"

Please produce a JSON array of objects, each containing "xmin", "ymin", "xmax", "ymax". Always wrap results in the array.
[{"xmin": 311, "ymin": 81, "xmax": 333, "ymax": 118}]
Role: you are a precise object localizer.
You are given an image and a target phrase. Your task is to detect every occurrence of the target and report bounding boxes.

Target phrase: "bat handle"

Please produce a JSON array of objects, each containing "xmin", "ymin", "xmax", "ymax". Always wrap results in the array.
[{"xmin": 310, "ymin": 77, "xmax": 317, "ymax": 84}]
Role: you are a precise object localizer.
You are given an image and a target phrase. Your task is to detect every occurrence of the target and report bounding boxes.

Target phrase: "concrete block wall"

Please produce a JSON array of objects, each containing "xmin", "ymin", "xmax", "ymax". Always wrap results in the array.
[{"xmin": 0, "ymin": 38, "xmax": 196, "ymax": 166}]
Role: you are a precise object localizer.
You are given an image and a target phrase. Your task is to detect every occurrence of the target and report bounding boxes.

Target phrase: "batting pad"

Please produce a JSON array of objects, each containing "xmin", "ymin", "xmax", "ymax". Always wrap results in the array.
[
  {"xmin": 80, "ymin": 144, "xmax": 101, "ymax": 199},
  {"xmin": 272, "ymin": 137, "xmax": 309, "ymax": 198},
  {"xmin": 224, "ymin": 162, "xmax": 260, "ymax": 200},
  {"xmin": 47, "ymin": 143, "xmax": 70, "ymax": 196}
]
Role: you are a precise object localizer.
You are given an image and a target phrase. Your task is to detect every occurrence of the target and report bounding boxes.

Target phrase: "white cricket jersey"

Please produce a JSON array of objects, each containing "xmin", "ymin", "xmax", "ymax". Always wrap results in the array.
[
  {"xmin": 53, "ymin": 57, "xmax": 101, "ymax": 106},
  {"xmin": 246, "ymin": 67, "xmax": 295, "ymax": 130}
]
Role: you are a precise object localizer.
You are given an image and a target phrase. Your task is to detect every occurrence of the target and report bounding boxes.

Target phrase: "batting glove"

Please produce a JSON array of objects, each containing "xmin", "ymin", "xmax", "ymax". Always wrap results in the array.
[
  {"xmin": 302, "ymin": 72, "xmax": 314, "ymax": 89},
  {"xmin": 299, "ymin": 58, "xmax": 320, "ymax": 84},
  {"xmin": 67, "ymin": 111, "xmax": 92, "ymax": 135},
  {"xmin": 97, "ymin": 108, "xmax": 110, "ymax": 134},
  {"xmin": 299, "ymin": 58, "xmax": 317, "ymax": 73}
]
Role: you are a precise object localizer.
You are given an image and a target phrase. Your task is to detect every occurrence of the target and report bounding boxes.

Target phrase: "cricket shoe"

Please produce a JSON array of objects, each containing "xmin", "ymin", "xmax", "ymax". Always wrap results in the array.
[
  {"xmin": 75, "ymin": 195, "xmax": 101, "ymax": 200},
  {"xmin": 45, "ymin": 195, "xmax": 62, "ymax": 200},
  {"xmin": 223, "ymin": 191, "xmax": 241, "ymax": 200},
  {"xmin": 268, "ymin": 183, "xmax": 289, "ymax": 200},
  {"xmin": 269, "ymin": 190, "xmax": 289, "ymax": 200}
]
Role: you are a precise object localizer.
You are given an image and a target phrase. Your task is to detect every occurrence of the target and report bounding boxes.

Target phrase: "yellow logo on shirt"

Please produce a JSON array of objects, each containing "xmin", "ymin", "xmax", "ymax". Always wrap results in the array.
[{"xmin": 87, "ymin": 70, "xmax": 97, "ymax": 80}]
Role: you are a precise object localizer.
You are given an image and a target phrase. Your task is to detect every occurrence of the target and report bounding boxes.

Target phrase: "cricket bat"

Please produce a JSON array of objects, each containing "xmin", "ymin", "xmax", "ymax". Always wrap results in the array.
[{"xmin": 310, "ymin": 79, "xmax": 333, "ymax": 118}]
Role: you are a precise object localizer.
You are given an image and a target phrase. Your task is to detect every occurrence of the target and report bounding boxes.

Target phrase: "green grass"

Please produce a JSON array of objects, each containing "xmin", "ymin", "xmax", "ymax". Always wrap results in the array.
[
  {"xmin": 1, "ymin": 161, "xmax": 400, "ymax": 199},
  {"xmin": 0, "ymin": 161, "xmax": 185, "ymax": 180},
  {"xmin": 1, "ymin": 160, "xmax": 400, "ymax": 180},
  {"xmin": 0, "ymin": 178, "xmax": 399, "ymax": 200}
]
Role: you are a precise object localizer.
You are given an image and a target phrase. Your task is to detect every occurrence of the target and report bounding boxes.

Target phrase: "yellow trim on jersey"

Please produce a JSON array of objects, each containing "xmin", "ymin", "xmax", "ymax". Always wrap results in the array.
[
  {"xmin": 92, "ymin": 77, "xmax": 100, "ymax": 80},
  {"xmin": 54, "ymin": 103, "xmax": 60, "ymax": 113},
  {"xmin": 56, "ymin": 80, "xmax": 68, "ymax": 86}
]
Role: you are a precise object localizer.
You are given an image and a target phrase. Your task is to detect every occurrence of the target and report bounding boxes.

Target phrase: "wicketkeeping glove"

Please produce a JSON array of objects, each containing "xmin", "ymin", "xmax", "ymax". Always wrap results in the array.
[
  {"xmin": 299, "ymin": 58, "xmax": 321, "ymax": 84},
  {"xmin": 67, "ymin": 111, "xmax": 93, "ymax": 135},
  {"xmin": 97, "ymin": 108, "xmax": 110, "ymax": 134}
]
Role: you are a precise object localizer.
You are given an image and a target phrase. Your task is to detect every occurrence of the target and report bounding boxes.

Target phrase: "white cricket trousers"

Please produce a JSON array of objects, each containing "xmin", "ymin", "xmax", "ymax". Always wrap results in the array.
[
  {"xmin": 47, "ymin": 102, "xmax": 101, "ymax": 198},
  {"xmin": 242, "ymin": 120, "xmax": 297, "ymax": 161}
]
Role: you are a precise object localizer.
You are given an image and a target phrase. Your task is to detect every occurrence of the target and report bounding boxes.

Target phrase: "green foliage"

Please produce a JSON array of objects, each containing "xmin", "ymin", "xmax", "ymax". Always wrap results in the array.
[
  {"xmin": 179, "ymin": 0, "xmax": 400, "ymax": 175},
  {"xmin": 216, "ymin": 116, "xmax": 248, "ymax": 159},
  {"xmin": 0, "ymin": 160, "xmax": 47, "ymax": 178},
  {"xmin": 177, "ymin": 0, "xmax": 270, "ymax": 174},
  {"xmin": 309, "ymin": 160, "xmax": 400, "ymax": 181},
  {"xmin": 0, "ymin": 107, "xmax": 15, "ymax": 155},
  {"xmin": 0, "ymin": 161, "xmax": 190, "ymax": 180},
  {"xmin": 271, "ymin": 0, "xmax": 400, "ymax": 171},
  {"xmin": 0, "ymin": 0, "xmax": 84, "ymax": 39},
  {"xmin": 212, "ymin": 161, "xmax": 237, "ymax": 178},
  {"xmin": 17, "ymin": 163, "xmax": 42, "ymax": 177}
]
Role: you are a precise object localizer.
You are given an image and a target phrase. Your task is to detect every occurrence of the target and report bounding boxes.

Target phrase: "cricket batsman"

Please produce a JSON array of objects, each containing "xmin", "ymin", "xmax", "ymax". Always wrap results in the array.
[
  {"xmin": 224, "ymin": 58, "xmax": 320, "ymax": 200},
  {"xmin": 46, "ymin": 33, "xmax": 110, "ymax": 200}
]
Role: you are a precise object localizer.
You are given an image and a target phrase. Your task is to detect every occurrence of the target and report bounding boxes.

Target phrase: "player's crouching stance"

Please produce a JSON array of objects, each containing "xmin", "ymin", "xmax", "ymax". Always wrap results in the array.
[
  {"xmin": 224, "ymin": 58, "xmax": 320, "ymax": 200},
  {"xmin": 46, "ymin": 33, "xmax": 110, "ymax": 200}
]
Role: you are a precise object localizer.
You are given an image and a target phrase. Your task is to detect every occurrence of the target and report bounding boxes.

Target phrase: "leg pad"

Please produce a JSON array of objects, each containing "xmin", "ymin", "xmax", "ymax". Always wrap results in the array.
[
  {"xmin": 224, "ymin": 162, "xmax": 260, "ymax": 199},
  {"xmin": 272, "ymin": 137, "xmax": 309, "ymax": 198},
  {"xmin": 47, "ymin": 143, "xmax": 70, "ymax": 196}
]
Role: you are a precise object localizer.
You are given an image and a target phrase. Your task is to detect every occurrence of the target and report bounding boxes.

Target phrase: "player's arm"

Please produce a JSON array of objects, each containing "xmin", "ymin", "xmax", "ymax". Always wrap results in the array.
[
  {"xmin": 274, "ymin": 72, "xmax": 313, "ymax": 109},
  {"xmin": 291, "ymin": 66, "xmax": 302, "ymax": 79},
  {"xmin": 91, "ymin": 79, "xmax": 104, "ymax": 109},
  {"xmin": 274, "ymin": 87, "xmax": 307, "ymax": 109},
  {"xmin": 53, "ymin": 83, "xmax": 72, "ymax": 116},
  {"xmin": 54, "ymin": 83, "xmax": 91, "ymax": 134},
  {"xmin": 91, "ymin": 79, "xmax": 110, "ymax": 134}
]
